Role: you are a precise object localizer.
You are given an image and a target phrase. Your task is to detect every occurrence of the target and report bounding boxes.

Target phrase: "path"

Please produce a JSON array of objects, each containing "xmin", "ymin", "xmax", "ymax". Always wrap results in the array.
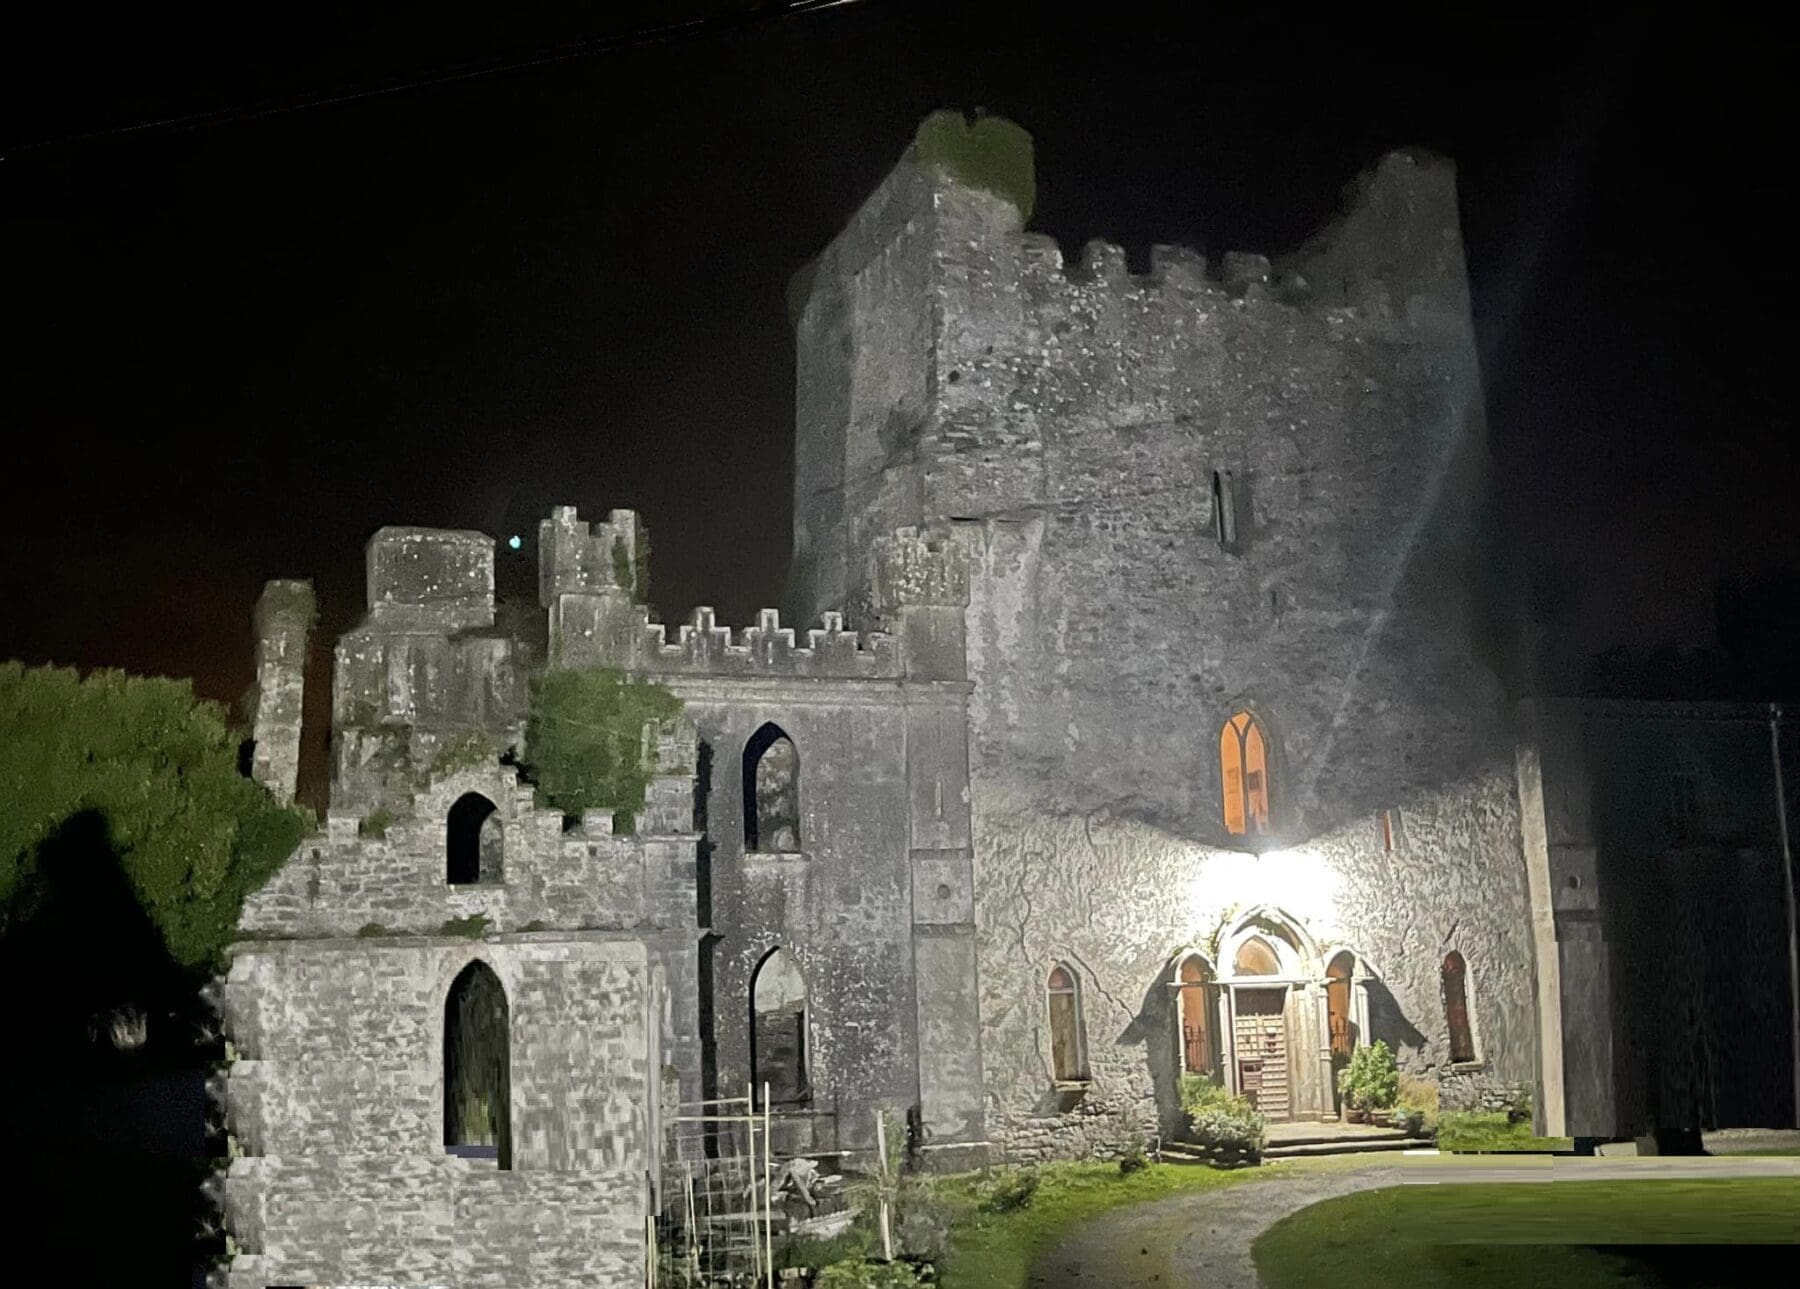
[{"xmin": 1028, "ymin": 1155, "xmax": 1800, "ymax": 1289}]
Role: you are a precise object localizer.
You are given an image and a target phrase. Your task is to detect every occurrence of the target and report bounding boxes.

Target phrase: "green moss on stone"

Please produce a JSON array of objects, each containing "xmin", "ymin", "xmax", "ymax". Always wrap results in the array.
[
  {"xmin": 912, "ymin": 109, "xmax": 1035, "ymax": 224},
  {"xmin": 440, "ymin": 914, "xmax": 490, "ymax": 939}
]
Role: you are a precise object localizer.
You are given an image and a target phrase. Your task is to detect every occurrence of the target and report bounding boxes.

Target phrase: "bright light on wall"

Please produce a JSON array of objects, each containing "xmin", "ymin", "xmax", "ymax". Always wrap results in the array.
[{"xmin": 1183, "ymin": 843, "xmax": 1346, "ymax": 941}]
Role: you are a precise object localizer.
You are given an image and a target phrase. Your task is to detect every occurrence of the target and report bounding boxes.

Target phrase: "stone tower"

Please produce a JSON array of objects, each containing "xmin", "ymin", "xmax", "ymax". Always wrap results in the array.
[{"xmin": 793, "ymin": 114, "xmax": 1552, "ymax": 1154}]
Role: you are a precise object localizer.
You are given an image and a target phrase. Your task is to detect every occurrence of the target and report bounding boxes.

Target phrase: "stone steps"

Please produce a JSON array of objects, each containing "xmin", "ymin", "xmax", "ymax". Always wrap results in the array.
[{"xmin": 1264, "ymin": 1134, "xmax": 1433, "ymax": 1159}]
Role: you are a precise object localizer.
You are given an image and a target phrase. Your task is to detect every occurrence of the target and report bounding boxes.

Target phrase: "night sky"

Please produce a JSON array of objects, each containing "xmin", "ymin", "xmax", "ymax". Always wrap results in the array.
[{"xmin": 4, "ymin": 3, "xmax": 1791, "ymax": 731}]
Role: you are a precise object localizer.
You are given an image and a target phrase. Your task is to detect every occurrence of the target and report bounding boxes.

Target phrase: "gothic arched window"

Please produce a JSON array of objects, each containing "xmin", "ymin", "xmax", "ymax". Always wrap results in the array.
[
  {"xmin": 444, "ymin": 960, "xmax": 511, "ymax": 1167},
  {"xmin": 1047, "ymin": 963, "xmax": 1088, "ymax": 1082},
  {"xmin": 1233, "ymin": 935, "xmax": 1282, "ymax": 977},
  {"xmin": 1442, "ymin": 950, "xmax": 1476, "ymax": 1063},
  {"xmin": 752, "ymin": 947, "xmax": 809, "ymax": 1104},
  {"xmin": 1220, "ymin": 711, "xmax": 1271, "ymax": 836},
  {"xmin": 447, "ymin": 792, "xmax": 503, "ymax": 885},
  {"xmin": 1175, "ymin": 954, "xmax": 1216, "ymax": 1076},
  {"xmin": 743, "ymin": 723, "xmax": 800, "ymax": 852}
]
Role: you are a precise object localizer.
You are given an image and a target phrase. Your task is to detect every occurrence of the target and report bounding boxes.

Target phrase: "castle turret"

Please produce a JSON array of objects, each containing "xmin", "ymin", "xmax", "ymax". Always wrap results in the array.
[
  {"xmin": 539, "ymin": 505, "xmax": 645, "ymax": 668},
  {"xmin": 249, "ymin": 580, "xmax": 314, "ymax": 804}
]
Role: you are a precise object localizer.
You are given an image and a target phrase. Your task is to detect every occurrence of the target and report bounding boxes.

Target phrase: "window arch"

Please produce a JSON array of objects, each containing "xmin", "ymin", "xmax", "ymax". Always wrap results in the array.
[
  {"xmin": 1219, "ymin": 711, "xmax": 1270, "ymax": 836},
  {"xmin": 1174, "ymin": 954, "xmax": 1217, "ymax": 1076},
  {"xmin": 1442, "ymin": 950, "xmax": 1476, "ymax": 1063},
  {"xmin": 743, "ymin": 723, "xmax": 800, "ymax": 853},
  {"xmin": 752, "ymin": 948, "xmax": 809, "ymax": 1104},
  {"xmin": 1047, "ymin": 962, "xmax": 1088, "ymax": 1082},
  {"xmin": 1233, "ymin": 935, "xmax": 1282, "ymax": 977},
  {"xmin": 444, "ymin": 960, "xmax": 510, "ymax": 1167},
  {"xmin": 447, "ymin": 792, "xmax": 503, "ymax": 885},
  {"xmin": 1326, "ymin": 951, "xmax": 1357, "ymax": 1061}
]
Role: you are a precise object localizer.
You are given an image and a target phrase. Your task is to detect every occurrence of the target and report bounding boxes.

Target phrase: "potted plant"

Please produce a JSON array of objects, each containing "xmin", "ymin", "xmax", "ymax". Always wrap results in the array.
[{"xmin": 1336, "ymin": 1041, "xmax": 1399, "ymax": 1125}]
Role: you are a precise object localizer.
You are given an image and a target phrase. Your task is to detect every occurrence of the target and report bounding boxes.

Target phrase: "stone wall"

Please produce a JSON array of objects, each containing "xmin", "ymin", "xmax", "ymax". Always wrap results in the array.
[
  {"xmin": 221, "ymin": 936, "xmax": 659, "ymax": 1289},
  {"xmin": 796, "ymin": 124, "xmax": 1538, "ymax": 1159}
]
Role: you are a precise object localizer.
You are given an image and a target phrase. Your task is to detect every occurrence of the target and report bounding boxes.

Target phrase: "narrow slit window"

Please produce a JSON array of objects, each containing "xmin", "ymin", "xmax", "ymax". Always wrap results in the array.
[
  {"xmin": 1442, "ymin": 950, "xmax": 1476, "ymax": 1063},
  {"xmin": 1212, "ymin": 469, "xmax": 1238, "ymax": 549}
]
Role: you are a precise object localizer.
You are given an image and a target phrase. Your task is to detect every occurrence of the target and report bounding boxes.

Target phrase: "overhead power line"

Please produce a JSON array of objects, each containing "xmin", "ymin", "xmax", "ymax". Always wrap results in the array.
[{"xmin": 4, "ymin": 0, "xmax": 877, "ymax": 161}]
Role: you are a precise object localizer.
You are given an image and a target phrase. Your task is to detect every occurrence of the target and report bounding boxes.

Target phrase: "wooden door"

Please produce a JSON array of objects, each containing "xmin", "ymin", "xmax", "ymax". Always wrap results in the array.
[{"xmin": 1233, "ymin": 987, "xmax": 1290, "ymax": 1121}]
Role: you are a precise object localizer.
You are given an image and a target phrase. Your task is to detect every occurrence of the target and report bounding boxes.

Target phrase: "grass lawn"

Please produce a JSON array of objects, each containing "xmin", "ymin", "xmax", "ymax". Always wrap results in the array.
[
  {"xmin": 932, "ymin": 1160, "xmax": 1257, "ymax": 1288},
  {"xmin": 1436, "ymin": 1111, "xmax": 1574, "ymax": 1153},
  {"xmin": 1254, "ymin": 1180, "xmax": 1800, "ymax": 1289}
]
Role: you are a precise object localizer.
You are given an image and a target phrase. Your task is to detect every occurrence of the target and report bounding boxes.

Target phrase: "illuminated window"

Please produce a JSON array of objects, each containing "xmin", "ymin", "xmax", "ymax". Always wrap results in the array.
[
  {"xmin": 1233, "ymin": 935, "xmax": 1282, "ymax": 976},
  {"xmin": 1326, "ymin": 951, "xmax": 1357, "ymax": 1060},
  {"xmin": 744, "ymin": 723, "xmax": 800, "ymax": 852},
  {"xmin": 444, "ymin": 960, "xmax": 511, "ymax": 1167},
  {"xmin": 1176, "ymin": 954, "xmax": 1216, "ymax": 1075},
  {"xmin": 1219, "ymin": 711, "xmax": 1271, "ymax": 836},
  {"xmin": 1047, "ymin": 963, "xmax": 1088, "ymax": 1082},
  {"xmin": 447, "ymin": 792, "xmax": 503, "ymax": 885},
  {"xmin": 1442, "ymin": 950, "xmax": 1476, "ymax": 1063}
]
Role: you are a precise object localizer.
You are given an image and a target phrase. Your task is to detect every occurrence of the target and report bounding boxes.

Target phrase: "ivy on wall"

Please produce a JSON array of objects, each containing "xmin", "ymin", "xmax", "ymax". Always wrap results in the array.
[
  {"xmin": 522, "ymin": 668, "xmax": 681, "ymax": 832},
  {"xmin": 0, "ymin": 662, "xmax": 313, "ymax": 970}
]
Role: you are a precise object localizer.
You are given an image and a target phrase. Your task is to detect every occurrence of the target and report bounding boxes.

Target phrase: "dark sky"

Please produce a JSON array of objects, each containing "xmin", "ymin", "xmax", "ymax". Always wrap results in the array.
[{"xmin": 3, "ymin": 2, "xmax": 1791, "ymax": 716}]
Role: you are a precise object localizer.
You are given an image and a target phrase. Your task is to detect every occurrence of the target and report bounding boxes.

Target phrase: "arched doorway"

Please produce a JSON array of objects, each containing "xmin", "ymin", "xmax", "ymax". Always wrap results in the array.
[
  {"xmin": 1218, "ymin": 909, "xmax": 1326, "ymax": 1123},
  {"xmin": 751, "ymin": 948, "xmax": 809, "ymax": 1105}
]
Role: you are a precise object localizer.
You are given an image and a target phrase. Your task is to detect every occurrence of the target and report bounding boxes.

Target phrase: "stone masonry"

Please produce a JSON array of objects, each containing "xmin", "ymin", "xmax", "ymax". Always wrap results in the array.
[{"xmin": 222, "ymin": 114, "xmax": 1580, "ymax": 1287}]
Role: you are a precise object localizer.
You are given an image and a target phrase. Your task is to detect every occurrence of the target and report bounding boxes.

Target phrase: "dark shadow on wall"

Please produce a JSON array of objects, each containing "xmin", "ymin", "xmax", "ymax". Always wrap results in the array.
[
  {"xmin": 1121, "ymin": 974, "xmax": 1186, "ymax": 1139},
  {"xmin": 1365, "ymin": 977, "xmax": 1425, "ymax": 1055},
  {"xmin": 0, "ymin": 811, "xmax": 214, "ymax": 1288}
]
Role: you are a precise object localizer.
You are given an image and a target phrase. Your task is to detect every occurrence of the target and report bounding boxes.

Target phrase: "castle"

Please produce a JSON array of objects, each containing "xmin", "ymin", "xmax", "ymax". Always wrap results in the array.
[{"xmin": 218, "ymin": 115, "xmax": 1589, "ymax": 1288}]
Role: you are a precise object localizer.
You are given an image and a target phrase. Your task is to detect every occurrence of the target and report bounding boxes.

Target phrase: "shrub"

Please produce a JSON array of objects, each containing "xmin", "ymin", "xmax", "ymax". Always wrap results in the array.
[
  {"xmin": 1504, "ymin": 1082, "xmax": 1534, "ymax": 1125},
  {"xmin": 980, "ymin": 1166, "xmax": 1040, "ymax": 1214},
  {"xmin": 1118, "ymin": 1136, "xmax": 1149, "ymax": 1175},
  {"xmin": 1396, "ymin": 1072, "xmax": 1440, "ymax": 1136},
  {"xmin": 1178, "ymin": 1075, "xmax": 1267, "ymax": 1163},
  {"xmin": 426, "ymin": 730, "xmax": 499, "ymax": 781},
  {"xmin": 814, "ymin": 1259, "xmax": 927, "ymax": 1289},
  {"xmin": 1336, "ymin": 1040, "xmax": 1400, "ymax": 1111},
  {"xmin": 521, "ymin": 668, "xmax": 681, "ymax": 832},
  {"xmin": 0, "ymin": 662, "xmax": 313, "ymax": 971}
]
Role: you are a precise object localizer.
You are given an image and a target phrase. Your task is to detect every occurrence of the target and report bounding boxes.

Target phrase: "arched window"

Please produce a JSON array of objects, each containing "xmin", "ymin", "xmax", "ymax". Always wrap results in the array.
[
  {"xmin": 743, "ymin": 723, "xmax": 800, "ymax": 852},
  {"xmin": 1233, "ymin": 935, "xmax": 1282, "ymax": 977},
  {"xmin": 447, "ymin": 792, "xmax": 503, "ymax": 885},
  {"xmin": 752, "ymin": 948, "xmax": 809, "ymax": 1104},
  {"xmin": 1219, "ymin": 712, "xmax": 1270, "ymax": 836},
  {"xmin": 1326, "ymin": 951, "xmax": 1357, "ymax": 1061},
  {"xmin": 1175, "ymin": 954, "xmax": 1216, "ymax": 1076},
  {"xmin": 444, "ymin": 961, "xmax": 510, "ymax": 1167},
  {"xmin": 1442, "ymin": 950, "xmax": 1475, "ymax": 1063},
  {"xmin": 1047, "ymin": 963, "xmax": 1088, "ymax": 1082}
]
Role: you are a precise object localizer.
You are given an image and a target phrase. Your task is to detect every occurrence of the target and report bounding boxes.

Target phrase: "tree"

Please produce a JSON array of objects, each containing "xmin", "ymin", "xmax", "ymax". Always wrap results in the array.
[{"xmin": 0, "ymin": 662, "xmax": 312, "ymax": 975}]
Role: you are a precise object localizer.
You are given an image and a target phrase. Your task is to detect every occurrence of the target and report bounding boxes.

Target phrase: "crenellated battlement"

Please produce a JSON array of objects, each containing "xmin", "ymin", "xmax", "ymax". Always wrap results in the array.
[{"xmin": 633, "ymin": 605, "xmax": 900, "ymax": 679}]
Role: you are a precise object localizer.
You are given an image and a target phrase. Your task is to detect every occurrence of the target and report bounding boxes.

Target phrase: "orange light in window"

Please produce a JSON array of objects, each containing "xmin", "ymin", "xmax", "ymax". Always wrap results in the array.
[{"xmin": 1221, "ymin": 712, "xmax": 1270, "ymax": 836}]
